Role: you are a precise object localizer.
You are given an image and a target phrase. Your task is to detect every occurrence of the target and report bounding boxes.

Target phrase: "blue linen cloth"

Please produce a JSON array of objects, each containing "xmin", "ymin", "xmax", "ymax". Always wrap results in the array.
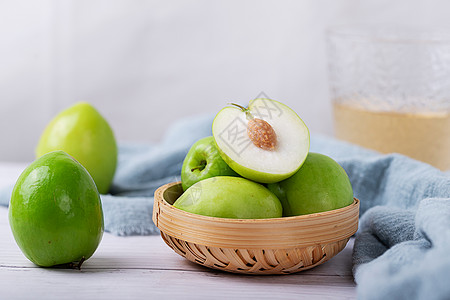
[{"xmin": 0, "ymin": 114, "xmax": 449, "ymax": 300}]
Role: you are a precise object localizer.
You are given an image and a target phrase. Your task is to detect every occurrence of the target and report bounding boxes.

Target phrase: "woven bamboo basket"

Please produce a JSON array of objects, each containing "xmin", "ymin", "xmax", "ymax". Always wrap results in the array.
[{"xmin": 153, "ymin": 182, "xmax": 359, "ymax": 275}]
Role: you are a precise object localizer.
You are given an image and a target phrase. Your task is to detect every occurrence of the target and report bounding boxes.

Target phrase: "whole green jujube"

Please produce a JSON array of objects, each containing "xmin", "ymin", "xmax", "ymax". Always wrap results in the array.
[
  {"xmin": 9, "ymin": 150, "xmax": 104, "ymax": 267},
  {"xmin": 174, "ymin": 176, "xmax": 282, "ymax": 219},
  {"xmin": 267, "ymin": 152, "xmax": 354, "ymax": 216}
]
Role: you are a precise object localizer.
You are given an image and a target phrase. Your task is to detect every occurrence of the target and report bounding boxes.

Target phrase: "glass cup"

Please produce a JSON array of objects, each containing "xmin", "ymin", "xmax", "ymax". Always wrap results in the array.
[{"xmin": 326, "ymin": 25, "xmax": 450, "ymax": 171}]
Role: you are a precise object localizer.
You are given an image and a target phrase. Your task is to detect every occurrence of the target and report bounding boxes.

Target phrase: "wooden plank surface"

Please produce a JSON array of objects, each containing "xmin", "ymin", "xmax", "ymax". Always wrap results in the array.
[{"xmin": 0, "ymin": 162, "xmax": 356, "ymax": 299}]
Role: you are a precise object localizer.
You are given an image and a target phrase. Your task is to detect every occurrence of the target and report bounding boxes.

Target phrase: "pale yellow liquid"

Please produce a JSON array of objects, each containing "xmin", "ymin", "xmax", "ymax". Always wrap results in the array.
[{"xmin": 333, "ymin": 103, "xmax": 450, "ymax": 171}]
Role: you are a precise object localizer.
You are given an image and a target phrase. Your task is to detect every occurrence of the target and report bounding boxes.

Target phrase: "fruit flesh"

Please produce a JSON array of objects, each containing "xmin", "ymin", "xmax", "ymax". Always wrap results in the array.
[
  {"xmin": 174, "ymin": 176, "xmax": 282, "ymax": 219},
  {"xmin": 9, "ymin": 151, "xmax": 104, "ymax": 267},
  {"xmin": 267, "ymin": 152, "xmax": 354, "ymax": 216},
  {"xmin": 36, "ymin": 102, "xmax": 117, "ymax": 194},
  {"xmin": 212, "ymin": 98, "xmax": 310, "ymax": 183}
]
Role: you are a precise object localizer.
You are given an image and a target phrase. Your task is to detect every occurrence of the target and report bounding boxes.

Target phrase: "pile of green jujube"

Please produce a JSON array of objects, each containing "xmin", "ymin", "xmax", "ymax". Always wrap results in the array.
[{"xmin": 175, "ymin": 98, "xmax": 354, "ymax": 219}]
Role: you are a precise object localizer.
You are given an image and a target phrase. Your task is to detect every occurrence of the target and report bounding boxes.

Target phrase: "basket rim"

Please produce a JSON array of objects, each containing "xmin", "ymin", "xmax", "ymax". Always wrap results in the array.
[
  {"xmin": 153, "ymin": 181, "xmax": 360, "ymax": 249},
  {"xmin": 154, "ymin": 181, "xmax": 359, "ymax": 224}
]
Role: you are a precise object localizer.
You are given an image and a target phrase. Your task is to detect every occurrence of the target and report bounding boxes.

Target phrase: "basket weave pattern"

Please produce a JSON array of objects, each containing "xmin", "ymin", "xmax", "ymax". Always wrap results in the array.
[
  {"xmin": 161, "ymin": 232, "xmax": 349, "ymax": 274},
  {"xmin": 153, "ymin": 182, "xmax": 359, "ymax": 275}
]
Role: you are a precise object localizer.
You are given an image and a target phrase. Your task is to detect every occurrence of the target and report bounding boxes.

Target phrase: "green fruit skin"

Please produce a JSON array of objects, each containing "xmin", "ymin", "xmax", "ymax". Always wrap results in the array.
[
  {"xmin": 267, "ymin": 153, "xmax": 354, "ymax": 216},
  {"xmin": 174, "ymin": 176, "xmax": 282, "ymax": 219},
  {"xmin": 212, "ymin": 98, "xmax": 310, "ymax": 184},
  {"xmin": 181, "ymin": 136, "xmax": 239, "ymax": 191},
  {"xmin": 9, "ymin": 151, "xmax": 104, "ymax": 267},
  {"xmin": 36, "ymin": 102, "xmax": 117, "ymax": 194}
]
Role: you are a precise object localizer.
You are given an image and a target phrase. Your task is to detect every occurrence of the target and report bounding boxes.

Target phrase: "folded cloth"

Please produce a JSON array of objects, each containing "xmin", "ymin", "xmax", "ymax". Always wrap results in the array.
[{"xmin": 0, "ymin": 114, "xmax": 449, "ymax": 299}]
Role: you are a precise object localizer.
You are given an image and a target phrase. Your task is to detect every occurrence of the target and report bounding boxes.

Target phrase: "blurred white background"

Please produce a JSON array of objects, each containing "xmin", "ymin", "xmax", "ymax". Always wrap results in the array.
[{"xmin": 1, "ymin": 0, "xmax": 450, "ymax": 161}]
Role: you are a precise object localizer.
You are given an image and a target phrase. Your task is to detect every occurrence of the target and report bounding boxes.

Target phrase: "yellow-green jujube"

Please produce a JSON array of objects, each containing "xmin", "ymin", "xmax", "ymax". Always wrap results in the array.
[{"xmin": 36, "ymin": 102, "xmax": 117, "ymax": 194}]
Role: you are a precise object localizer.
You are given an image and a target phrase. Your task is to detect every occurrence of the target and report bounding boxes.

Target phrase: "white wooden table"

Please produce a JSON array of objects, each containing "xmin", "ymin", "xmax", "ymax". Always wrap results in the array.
[{"xmin": 0, "ymin": 162, "xmax": 356, "ymax": 299}]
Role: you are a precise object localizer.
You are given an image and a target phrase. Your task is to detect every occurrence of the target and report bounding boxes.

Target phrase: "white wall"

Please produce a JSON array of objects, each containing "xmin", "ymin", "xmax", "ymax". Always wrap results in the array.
[{"xmin": 1, "ymin": 0, "xmax": 449, "ymax": 161}]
